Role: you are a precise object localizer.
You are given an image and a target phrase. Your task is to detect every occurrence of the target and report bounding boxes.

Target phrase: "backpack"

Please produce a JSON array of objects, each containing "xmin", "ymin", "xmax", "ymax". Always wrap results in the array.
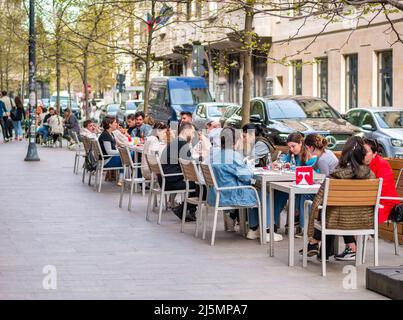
[
  {"xmin": 84, "ymin": 143, "xmax": 98, "ymax": 172},
  {"xmin": 389, "ymin": 204, "xmax": 403, "ymax": 223},
  {"xmin": 10, "ymin": 107, "xmax": 18, "ymax": 121}
]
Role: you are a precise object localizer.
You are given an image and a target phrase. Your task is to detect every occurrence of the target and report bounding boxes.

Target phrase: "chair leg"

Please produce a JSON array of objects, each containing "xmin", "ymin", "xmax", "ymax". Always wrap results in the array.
[
  {"xmin": 393, "ymin": 222, "xmax": 399, "ymax": 255},
  {"xmin": 302, "ymin": 201, "xmax": 310, "ymax": 268},
  {"xmin": 98, "ymin": 168, "xmax": 103, "ymax": 192},
  {"xmin": 142, "ymin": 181, "xmax": 146, "ymax": 197},
  {"xmin": 181, "ymin": 189, "xmax": 189, "ymax": 233},
  {"xmin": 146, "ymin": 191, "xmax": 154, "ymax": 221},
  {"xmin": 202, "ymin": 205, "xmax": 209, "ymax": 240},
  {"xmin": 74, "ymin": 155, "xmax": 78, "ymax": 174},
  {"xmin": 76, "ymin": 156, "xmax": 80, "ymax": 174},
  {"xmin": 356, "ymin": 235, "xmax": 363, "ymax": 266},
  {"xmin": 128, "ymin": 179, "xmax": 135, "ymax": 211},
  {"xmin": 82, "ymin": 166, "xmax": 86, "ymax": 183},
  {"xmin": 321, "ymin": 232, "xmax": 326, "ymax": 277},
  {"xmin": 157, "ymin": 191, "xmax": 164, "ymax": 225},
  {"xmin": 362, "ymin": 235, "xmax": 368, "ymax": 264},
  {"xmin": 210, "ymin": 206, "xmax": 219, "ymax": 246},
  {"xmin": 374, "ymin": 229, "xmax": 379, "ymax": 266},
  {"xmin": 119, "ymin": 180, "xmax": 125, "ymax": 209}
]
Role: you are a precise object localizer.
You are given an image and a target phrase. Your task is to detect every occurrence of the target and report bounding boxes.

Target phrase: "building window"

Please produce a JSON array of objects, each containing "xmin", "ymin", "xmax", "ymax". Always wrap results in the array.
[
  {"xmin": 317, "ymin": 57, "xmax": 328, "ymax": 101},
  {"xmin": 345, "ymin": 54, "xmax": 358, "ymax": 109},
  {"xmin": 378, "ymin": 50, "xmax": 393, "ymax": 106},
  {"xmin": 293, "ymin": 60, "xmax": 302, "ymax": 95},
  {"xmin": 186, "ymin": 0, "xmax": 192, "ymax": 20}
]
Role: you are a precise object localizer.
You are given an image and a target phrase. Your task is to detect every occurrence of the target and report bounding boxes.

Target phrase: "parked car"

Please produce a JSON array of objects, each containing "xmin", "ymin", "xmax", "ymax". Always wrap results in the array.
[
  {"xmin": 224, "ymin": 95, "xmax": 360, "ymax": 150},
  {"xmin": 60, "ymin": 100, "xmax": 82, "ymax": 120},
  {"xmin": 219, "ymin": 104, "xmax": 241, "ymax": 127},
  {"xmin": 123, "ymin": 99, "xmax": 143, "ymax": 123},
  {"xmin": 105, "ymin": 103, "xmax": 124, "ymax": 123},
  {"xmin": 146, "ymin": 76, "xmax": 213, "ymax": 124},
  {"xmin": 193, "ymin": 102, "xmax": 240, "ymax": 130},
  {"xmin": 344, "ymin": 107, "xmax": 403, "ymax": 157}
]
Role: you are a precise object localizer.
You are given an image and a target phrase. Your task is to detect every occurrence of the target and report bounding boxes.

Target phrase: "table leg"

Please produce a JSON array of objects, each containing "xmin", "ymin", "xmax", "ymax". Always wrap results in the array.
[
  {"xmin": 289, "ymin": 190, "xmax": 295, "ymax": 267},
  {"xmin": 134, "ymin": 151, "xmax": 139, "ymax": 193},
  {"xmin": 261, "ymin": 179, "xmax": 267, "ymax": 245},
  {"xmin": 269, "ymin": 184, "xmax": 274, "ymax": 257}
]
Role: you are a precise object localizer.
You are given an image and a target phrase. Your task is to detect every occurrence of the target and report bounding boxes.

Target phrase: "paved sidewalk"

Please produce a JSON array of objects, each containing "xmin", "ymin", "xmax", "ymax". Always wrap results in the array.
[{"xmin": 0, "ymin": 142, "xmax": 400, "ymax": 299}]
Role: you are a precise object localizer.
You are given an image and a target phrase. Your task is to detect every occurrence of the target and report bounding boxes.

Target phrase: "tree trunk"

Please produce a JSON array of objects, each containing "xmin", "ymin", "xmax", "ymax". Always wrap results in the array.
[
  {"xmin": 83, "ymin": 51, "xmax": 89, "ymax": 120},
  {"xmin": 241, "ymin": 3, "xmax": 254, "ymax": 127},
  {"xmin": 143, "ymin": 1, "xmax": 156, "ymax": 114},
  {"xmin": 56, "ymin": 38, "xmax": 61, "ymax": 114}
]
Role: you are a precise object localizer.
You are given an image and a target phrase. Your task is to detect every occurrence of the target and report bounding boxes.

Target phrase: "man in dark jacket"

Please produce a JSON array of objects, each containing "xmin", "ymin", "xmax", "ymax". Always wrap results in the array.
[
  {"xmin": 159, "ymin": 122, "xmax": 198, "ymax": 221},
  {"xmin": 63, "ymin": 108, "xmax": 80, "ymax": 148}
]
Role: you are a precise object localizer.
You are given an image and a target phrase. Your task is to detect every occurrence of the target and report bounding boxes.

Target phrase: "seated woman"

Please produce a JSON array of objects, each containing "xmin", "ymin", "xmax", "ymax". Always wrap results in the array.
[
  {"xmin": 333, "ymin": 138, "xmax": 399, "ymax": 261},
  {"xmin": 299, "ymin": 134, "xmax": 339, "ymax": 231},
  {"xmin": 303, "ymin": 136, "xmax": 376, "ymax": 260},
  {"xmin": 272, "ymin": 132, "xmax": 317, "ymax": 235},
  {"xmin": 98, "ymin": 116, "xmax": 123, "ymax": 186},
  {"xmin": 141, "ymin": 121, "xmax": 170, "ymax": 180}
]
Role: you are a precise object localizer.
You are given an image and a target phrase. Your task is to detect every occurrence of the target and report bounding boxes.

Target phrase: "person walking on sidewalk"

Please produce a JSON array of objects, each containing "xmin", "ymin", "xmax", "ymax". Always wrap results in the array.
[
  {"xmin": 0, "ymin": 91, "xmax": 14, "ymax": 141},
  {"xmin": 63, "ymin": 108, "xmax": 80, "ymax": 148},
  {"xmin": 0, "ymin": 99, "xmax": 9, "ymax": 142},
  {"xmin": 9, "ymin": 97, "xmax": 25, "ymax": 141}
]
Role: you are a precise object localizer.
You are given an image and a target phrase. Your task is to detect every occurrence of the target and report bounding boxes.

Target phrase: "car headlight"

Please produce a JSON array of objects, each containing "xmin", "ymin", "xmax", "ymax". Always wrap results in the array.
[{"xmin": 391, "ymin": 139, "xmax": 403, "ymax": 147}]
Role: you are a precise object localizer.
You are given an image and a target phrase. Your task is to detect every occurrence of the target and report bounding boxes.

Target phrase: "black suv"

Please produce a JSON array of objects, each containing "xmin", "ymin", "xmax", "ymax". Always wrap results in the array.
[{"xmin": 224, "ymin": 95, "xmax": 360, "ymax": 151}]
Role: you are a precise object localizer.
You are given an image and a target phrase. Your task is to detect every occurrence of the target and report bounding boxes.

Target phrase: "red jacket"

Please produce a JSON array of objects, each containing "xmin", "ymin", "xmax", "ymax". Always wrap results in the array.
[{"xmin": 370, "ymin": 155, "xmax": 399, "ymax": 223}]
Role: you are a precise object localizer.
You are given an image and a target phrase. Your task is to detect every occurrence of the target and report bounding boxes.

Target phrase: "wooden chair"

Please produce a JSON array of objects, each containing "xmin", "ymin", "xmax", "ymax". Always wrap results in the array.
[
  {"xmin": 179, "ymin": 159, "xmax": 206, "ymax": 235},
  {"xmin": 91, "ymin": 139, "xmax": 124, "ymax": 192},
  {"xmin": 118, "ymin": 147, "xmax": 145, "ymax": 211},
  {"xmin": 145, "ymin": 151, "xmax": 195, "ymax": 224},
  {"xmin": 199, "ymin": 163, "xmax": 261, "ymax": 246},
  {"xmin": 302, "ymin": 178, "xmax": 383, "ymax": 276}
]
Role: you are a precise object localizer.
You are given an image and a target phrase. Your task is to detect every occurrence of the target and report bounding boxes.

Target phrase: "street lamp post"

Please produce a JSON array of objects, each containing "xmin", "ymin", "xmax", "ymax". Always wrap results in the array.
[{"xmin": 25, "ymin": 0, "xmax": 40, "ymax": 161}]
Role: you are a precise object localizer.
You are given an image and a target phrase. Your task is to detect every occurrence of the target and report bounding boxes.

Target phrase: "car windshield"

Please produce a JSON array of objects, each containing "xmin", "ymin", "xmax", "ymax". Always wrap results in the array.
[
  {"xmin": 266, "ymin": 99, "xmax": 338, "ymax": 119},
  {"xmin": 208, "ymin": 105, "xmax": 232, "ymax": 117},
  {"xmin": 107, "ymin": 104, "xmax": 120, "ymax": 112},
  {"xmin": 126, "ymin": 102, "xmax": 137, "ymax": 110},
  {"xmin": 50, "ymin": 96, "xmax": 69, "ymax": 102},
  {"xmin": 170, "ymin": 87, "xmax": 212, "ymax": 105},
  {"xmin": 374, "ymin": 111, "xmax": 403, "ymax": 128}
]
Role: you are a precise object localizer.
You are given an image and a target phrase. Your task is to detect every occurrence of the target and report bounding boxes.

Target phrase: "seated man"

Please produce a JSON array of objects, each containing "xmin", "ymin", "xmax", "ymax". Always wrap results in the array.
[
  {"xmin": 80, "ymin": 119, "xmax": 100, "ymax": 139},
  {"xmin": 160, "ymin": 122, "xmax": 198, "ymax": 221},
  {"xmin": 130, "ymin": 111, "xmax": 152, "ymax": 139}
]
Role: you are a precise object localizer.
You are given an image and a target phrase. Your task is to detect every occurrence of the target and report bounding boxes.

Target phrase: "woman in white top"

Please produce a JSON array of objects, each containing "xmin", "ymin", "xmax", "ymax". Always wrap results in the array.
[{"xmin": 141, "ymin": 122, "xmax": 170, "ymax": 180}]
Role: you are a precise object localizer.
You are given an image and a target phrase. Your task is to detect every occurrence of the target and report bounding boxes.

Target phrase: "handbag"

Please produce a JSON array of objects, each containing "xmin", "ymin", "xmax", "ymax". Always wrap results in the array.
[{"xmin": 388, "ymin": 204, "xmax": 403, "ymax": 223}]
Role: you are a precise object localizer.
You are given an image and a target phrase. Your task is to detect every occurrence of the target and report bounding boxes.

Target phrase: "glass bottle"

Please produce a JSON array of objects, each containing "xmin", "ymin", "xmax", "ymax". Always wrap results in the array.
[{"xmin": 290, "ymin": 154, "xmax": 296, "ymax": 172}]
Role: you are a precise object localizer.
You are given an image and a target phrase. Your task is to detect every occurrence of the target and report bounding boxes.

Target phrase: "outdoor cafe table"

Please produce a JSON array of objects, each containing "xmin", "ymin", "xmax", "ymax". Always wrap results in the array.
[
  {"xmin": 253, "ymin": 169, "xmax": 325, "ymax": 246},
  {"xmin": 269, "ymin": 181, "xmax": 322, "ymax": 267}
]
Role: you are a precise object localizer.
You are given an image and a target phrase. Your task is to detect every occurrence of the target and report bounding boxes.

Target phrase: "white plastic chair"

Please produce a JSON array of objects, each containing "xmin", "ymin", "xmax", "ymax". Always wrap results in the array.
[
  {"xmin": 199, "ymin": 163, "xmax": 261, "ymax": 246},
  {"xmin": 118, "ymin": 147, "xmax": 146, "ymax": 211}
]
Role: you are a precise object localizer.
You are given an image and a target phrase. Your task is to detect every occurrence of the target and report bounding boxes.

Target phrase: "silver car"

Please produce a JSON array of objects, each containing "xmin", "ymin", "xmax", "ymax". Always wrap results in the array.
[
  {"xmin": 345, "ymin": 107, "xmax": 403, "ymax": 158},
  {"xmin": 193, "ymin": 102, "xmax": 240, "ymax": 130}
]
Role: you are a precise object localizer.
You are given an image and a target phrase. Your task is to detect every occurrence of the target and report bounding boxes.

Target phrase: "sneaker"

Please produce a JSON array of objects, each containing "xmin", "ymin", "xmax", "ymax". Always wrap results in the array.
[
  {"xmin": 334, "ymin": 247, "xmax": 356, "ymax": 261},
  {"xmin": 299, "ymin": 242, "xmax": 319, "ymax": 257},
  {"xmin": 224, "ymin": 213, "xmax": 236, "ymax": 232},
  {"xmin": 295, "ymin": 227, "xmax": 304, "ymax": 239},
  {"xmin": 246, "ymin": 228, "xmax": 260, "ymax": 240},
  {"xmin": 265, "ymin": 232, "xmax": 283, "ymax": 242}
]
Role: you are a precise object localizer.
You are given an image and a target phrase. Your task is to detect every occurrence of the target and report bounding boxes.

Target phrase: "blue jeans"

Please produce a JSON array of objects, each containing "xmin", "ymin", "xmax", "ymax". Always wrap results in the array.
[
  {"xmin": 104, "ymin": 156, "xmax": 122, "ymax": 168},
  {"xmin": 273, "ymin": 191, "xmax": 315, "ymax": 228},
  {"xmin": 37, "ymin": 125, "xmax": 49, "ymax": 141},
  {"xmin": 12, "ymin": 120, "xmax": 22, "ymax": 137}
]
